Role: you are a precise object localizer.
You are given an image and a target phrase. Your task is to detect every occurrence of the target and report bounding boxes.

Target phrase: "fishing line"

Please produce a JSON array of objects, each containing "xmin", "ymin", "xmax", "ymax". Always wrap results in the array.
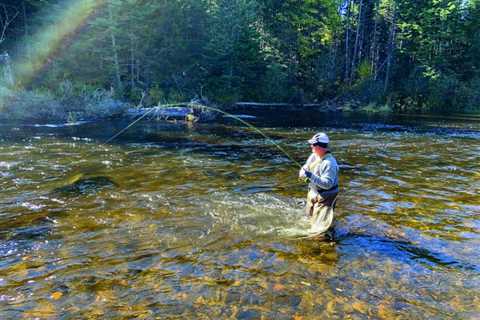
[
  {"xmin": 105, "ymin": 102, "xmax": 303, "ymax": 168},
  {"xmin": 105, "ymin": 107, "xmax": 156, "ymax": 143}
]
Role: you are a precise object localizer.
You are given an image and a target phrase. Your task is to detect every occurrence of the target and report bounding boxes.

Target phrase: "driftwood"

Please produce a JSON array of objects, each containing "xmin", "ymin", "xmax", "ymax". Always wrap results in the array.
[
  {"xmin": 234, "ymin": 102, "xmax": 324, "ymax": 108},
  {"xmin": 125, "ymin": 99, "xmax": 339, "ymax": 122},
  {"xmin": 126, "ymin": 102, "xmax": 217, "ymax": 122},
  {"xmin": 126, "ymin": 106, "xmax": 191, "ymax": 119}
]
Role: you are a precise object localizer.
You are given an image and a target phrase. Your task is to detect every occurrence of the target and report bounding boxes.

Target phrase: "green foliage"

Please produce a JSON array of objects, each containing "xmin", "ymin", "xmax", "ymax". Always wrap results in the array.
[
  {"xmin": 261, "ymin": 63, "xmax": 292, "ymax": 101},
  {"xmin": 147, "ymin": 86, "xmax": 166, "ymax": 106},
  {"xmin": 0, "ymin": 87, "xmax": 65, "ymax": 121},
  {"xmin": 83, "ymin": 89, "xmax": 127, "ymax": 119},
  {"xmin": 427, "ymin": 74, "xmax": 461, "ymax": 111},
  {"xmin": 3, "ymin": 0, "xmax": 479, "ymax": 114},
  {"xmin": 358, "ymin": 102, "xmax": 393, "ymax": 113},
  {"xmin": 168, "ymin": 90, "xmax": 187, "ymax": 104},
  {"xmin": 357, "ymin": 60, "xmax": 373, "ymax": 81},
  {"xmin": 350, "ymin": 79, "xmax": 385, "ymax": 105},
  {"xmin": 453, "ymin": 77, "xmax": 480, "ymax": 113}
]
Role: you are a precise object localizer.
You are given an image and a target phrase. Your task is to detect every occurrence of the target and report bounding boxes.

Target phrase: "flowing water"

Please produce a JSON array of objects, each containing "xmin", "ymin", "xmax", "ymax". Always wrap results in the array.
[{"xmin": 0, "ymin": 111, "xmax": 479, "ymax": 319}]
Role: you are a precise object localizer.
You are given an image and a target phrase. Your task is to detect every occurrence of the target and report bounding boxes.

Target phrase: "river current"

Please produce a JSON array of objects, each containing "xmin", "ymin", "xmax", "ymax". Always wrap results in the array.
[{"xmin": 0, "ymin": 111, "xmax": 479, "ymax": 318}]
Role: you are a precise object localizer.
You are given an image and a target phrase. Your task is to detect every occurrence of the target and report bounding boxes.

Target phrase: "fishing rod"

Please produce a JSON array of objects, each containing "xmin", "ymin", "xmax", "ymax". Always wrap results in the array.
[
  {"xmin": 105, "ymin": 102, "xmax": 182, "ymax": 143},
  {"xmin": 105, "ymin": 102, "xmax": 303, "ymax": 168}
]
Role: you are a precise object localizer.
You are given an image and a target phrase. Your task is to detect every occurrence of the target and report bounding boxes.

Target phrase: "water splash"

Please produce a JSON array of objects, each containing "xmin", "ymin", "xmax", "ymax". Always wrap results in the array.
[{"xmin": 196, "ymin": 191, "xmax": 311, "ymax": 238}]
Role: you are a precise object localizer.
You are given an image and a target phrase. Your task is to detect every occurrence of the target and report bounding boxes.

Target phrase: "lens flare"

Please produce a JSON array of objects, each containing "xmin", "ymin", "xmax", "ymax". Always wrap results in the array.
[{"xmin": 13, "ymin": 0, "xmax": 106, "ymax": 88}]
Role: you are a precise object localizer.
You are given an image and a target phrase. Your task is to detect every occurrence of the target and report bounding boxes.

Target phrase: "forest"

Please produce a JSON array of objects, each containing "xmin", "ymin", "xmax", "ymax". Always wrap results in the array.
[
  {"xmin": 1, "ymin": 0, "xmax": 479, "ymax": 116},
  {"xmin": 0, "ymin": 3, "xmax": 479, "ymax": 317}
]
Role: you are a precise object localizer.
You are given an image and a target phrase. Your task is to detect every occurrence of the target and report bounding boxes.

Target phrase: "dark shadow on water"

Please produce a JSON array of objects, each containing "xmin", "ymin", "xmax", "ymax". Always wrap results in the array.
[
  {"xmin": 1, "ymin": 111, "xmax": 480, "ymax": 145},
  {"xmin": 336, "ymin": 231, "xmax": 479, "ymax": 272},
  {"xmin": 51, "ymin": 176, "xmax": 118, "ymax": 196},
  {"xmin": 6, "ymin": 224, "xmax": 52, "ymax": 241}
]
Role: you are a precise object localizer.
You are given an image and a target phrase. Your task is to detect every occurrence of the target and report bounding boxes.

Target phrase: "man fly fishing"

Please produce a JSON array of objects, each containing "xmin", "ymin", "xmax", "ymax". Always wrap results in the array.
[{"xmin": 299, "ymin": 132, "xmax": 339, "ymax": 240}]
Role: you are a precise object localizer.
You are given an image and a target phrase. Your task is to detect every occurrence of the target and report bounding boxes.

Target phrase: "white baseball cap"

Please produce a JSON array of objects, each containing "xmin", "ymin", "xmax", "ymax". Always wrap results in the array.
[{"xmin": 308, "ymin": 132, "xmax": 329, "ymax": 145}]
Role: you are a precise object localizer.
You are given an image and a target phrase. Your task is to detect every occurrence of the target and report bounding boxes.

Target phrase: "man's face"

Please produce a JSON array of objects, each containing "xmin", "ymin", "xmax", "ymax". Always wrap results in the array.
[{"xmin": 310, "ymin": 144, "xmax": 326, "ymax": 156}]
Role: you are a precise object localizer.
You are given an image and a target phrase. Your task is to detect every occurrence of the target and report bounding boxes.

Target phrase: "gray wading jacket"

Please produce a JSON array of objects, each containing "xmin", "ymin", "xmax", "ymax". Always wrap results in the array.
[{"xmin": 302, "ymin": 152, "xmax": 339, "ymax": 201}]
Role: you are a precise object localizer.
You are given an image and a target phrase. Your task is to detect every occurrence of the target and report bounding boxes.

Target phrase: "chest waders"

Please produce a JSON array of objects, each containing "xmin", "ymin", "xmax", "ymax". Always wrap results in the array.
[{"xmin": 305, "ymin": 157, "xmax": 339, "ymax": 239}]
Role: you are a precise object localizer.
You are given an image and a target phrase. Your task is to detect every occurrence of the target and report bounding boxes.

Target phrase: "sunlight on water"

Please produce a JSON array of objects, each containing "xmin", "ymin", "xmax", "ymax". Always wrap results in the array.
[
  {"xmin": 0, "ymin": 113, "xmax": 479, "ymax": 318},
  {"xmin": 197, "ymin": 191, "xmax": 311, "ymax": 237}
]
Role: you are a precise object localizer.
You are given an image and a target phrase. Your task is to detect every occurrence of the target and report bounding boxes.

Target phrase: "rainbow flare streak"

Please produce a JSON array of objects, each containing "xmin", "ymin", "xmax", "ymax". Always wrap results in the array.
[{"xmin": 14, "ymin": 0, "xmax": 106, "ymax": 87}]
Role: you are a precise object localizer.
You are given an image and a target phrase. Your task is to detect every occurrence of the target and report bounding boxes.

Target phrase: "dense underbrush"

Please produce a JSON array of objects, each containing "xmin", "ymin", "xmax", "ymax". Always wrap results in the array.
[{"xmin": 0, "ymin": 85, "xmax": 128, "ymax": 123}]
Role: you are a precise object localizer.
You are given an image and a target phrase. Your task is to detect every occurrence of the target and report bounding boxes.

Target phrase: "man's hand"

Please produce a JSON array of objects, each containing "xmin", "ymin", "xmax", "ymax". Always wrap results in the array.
[
  {"xmin": 303, "ymin": 169, "xmax": 312, "ymax": 179},
  {"xmin": 299, "ymin": 165, "xmax": 312, "ymax": 180},
  {"xmin": 299, "ymin": 167, "xmax": 306, "ymax": 178}
]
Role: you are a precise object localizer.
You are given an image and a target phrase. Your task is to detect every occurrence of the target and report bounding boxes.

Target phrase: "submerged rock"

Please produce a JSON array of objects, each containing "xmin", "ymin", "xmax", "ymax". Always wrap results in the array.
[{"xmin": 52, "ymin": 175, "xmax": 118, "ymax": 195}]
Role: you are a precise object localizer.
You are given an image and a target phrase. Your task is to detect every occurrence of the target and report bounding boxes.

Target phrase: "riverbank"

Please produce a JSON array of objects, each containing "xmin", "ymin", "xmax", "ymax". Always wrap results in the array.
[
  {"xmin": 0, "ymin": 88, "xmax": 389, "ymax": 124},
  {"xmin": 1, "ymin": 86, "xmax": 479, "ymax": 124},
  {"xmin": 0, "ymin": 87, "xmax": 128, "ymax": 123}
]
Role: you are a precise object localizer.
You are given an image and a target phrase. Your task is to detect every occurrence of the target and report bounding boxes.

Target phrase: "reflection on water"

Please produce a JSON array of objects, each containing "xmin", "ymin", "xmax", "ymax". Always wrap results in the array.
[{"xmin": 0, "ymin": 111, "xmax": 479, "ymax": 318}]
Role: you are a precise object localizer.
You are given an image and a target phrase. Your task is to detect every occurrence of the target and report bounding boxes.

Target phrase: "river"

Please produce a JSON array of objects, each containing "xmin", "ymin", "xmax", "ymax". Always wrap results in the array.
[{"xmin": 0, "ymin": 111, "xmax": 479, "ymax": 318}]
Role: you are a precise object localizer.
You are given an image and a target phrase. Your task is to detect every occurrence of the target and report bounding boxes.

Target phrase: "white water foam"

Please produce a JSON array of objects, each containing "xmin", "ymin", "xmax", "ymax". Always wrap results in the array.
[
  {"xmin": 0, "ymin": 161, "xmax": 19, "ymax": 169},
  {"xmin": 198, "ymin": 191, "xmax": 312, "ymax": 238},
  {"xmin": 32, "ymin": 121, "xmax": 90, "ymax": 128}
]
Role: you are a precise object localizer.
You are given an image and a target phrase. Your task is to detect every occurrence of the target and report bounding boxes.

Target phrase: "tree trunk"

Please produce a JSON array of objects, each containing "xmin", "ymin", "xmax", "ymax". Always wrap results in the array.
[
  {"xmin": 358, "ymin": 1, "xmax": 366, "ymax": 67},
  {"xmin": 108, "ymin": 2, "xmax": 122, "ymax": 93},
  {"xmin": 350, "ymin": 0, "xmax": 364, "ymax": 83},
  {"xmin": 329, "ymin": 34, "xmax": 339, "ymax": 81},
  {"xmin": 344, "ymin": 0, "xmax": 352, "ymax": 82},
  {"xmin": 136, "ymin": 59, "xmax": 141, "ymax": 85},
  {"xmin": 0, "ymin": 4, "xmax": 19, "ymax": 44},
  {"xmin": 370, "ymin": 0, "xmax": 379, "ymax": 80},
  {"xmin": 22, "ymin": 1, "xmax": 30, "ymax": 59},
  {"xmin": 130, "ymin": 34, "xmax": 135, "ymax": 90},
  {"xmin": 2, "ymin": 52, "xmax": 14, "ymax": 86},
  {"xmin": 384, "ymin": 3, "xmax": 397, "ymax": 94}
]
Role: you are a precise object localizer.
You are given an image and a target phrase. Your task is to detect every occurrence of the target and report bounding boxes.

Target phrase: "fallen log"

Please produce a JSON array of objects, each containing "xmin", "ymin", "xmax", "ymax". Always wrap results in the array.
[
  {"xmin": 234, "ymin": 102, "xmax": 325, "ymax": 108},
  {"xmin": 126, "ymin": 103, "xmax": 217, "ymax": 122},
  {"xmin": 126, "ymin": 106, "xmax": 191, "ymax": 119}
]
